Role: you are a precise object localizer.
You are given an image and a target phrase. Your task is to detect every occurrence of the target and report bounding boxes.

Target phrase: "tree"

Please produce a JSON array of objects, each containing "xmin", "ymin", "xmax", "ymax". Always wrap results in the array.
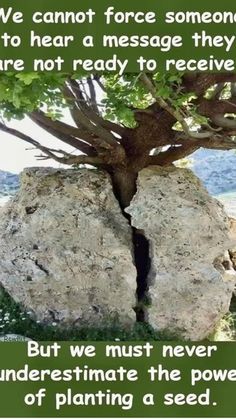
[{"xmin": 1, "ymin": 71, "xmax": 236, "ymax": 208}]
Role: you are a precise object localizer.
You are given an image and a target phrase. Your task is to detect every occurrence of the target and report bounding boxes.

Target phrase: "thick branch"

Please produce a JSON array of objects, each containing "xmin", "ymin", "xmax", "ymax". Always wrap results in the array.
[
  {"xmin": 140, "ymin": 73, "xmax": 214, "ymax": 139},
  {"xmin": 148, "ymin": 144, "xmax": 199, "ymax": 166},
  {"xmin": 187, "ymin": 135, "xmax": 236, "ymax": 150},
  {"xmin": 30, "ymin": 110, "xmax": 110, "ymax": 152},
  {"xmin": 29, "ymin": 113, "xmax": 96, "ymax": 156},
  {"xmin": 67, "ymin": 79, "xmax": 125, "ymax": 137},
  {"xmin": 148, "ymin": 132, "xmax": 236, "ymax": 166},
  {"xmin": 210, "ymin": 83, "xmax": 226, "ymax": 100},
  {"xmin": 87, "ymin": 76, "xmax": 99, "ymax": 113},
  {"xmin": 197, "ymin": 97, "xmax": 236, "ymax": 117},
  {"xmin": 183, "ymin": 73, "xmax": 236, "ymax": 96},
  {"xmin": 0, "ymin": 121, "xmax": 103, "ymax": 167},
  {"xmin": 30, "ymin": 111, "xmax": 96, "ymax": 144},
  {"xmin": 64, "ymin": 83, "xmax": 117, "ymax": 148},
  {"xmin": 211, "ymin": 115, "xmax": 236, "ymax": 130},
  {"xmin": 196, "ymin": 97, "xmax": 236, "ymax": 130}
]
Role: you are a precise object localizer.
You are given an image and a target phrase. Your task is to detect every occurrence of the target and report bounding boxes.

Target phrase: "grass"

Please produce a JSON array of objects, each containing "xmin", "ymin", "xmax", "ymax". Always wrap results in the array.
[
  {"xmin": 0, "ymin": 288, "xmax": 175, "ymax": 341},
  {"xmin": 4, "ymin": 286, "xmax": 236, "ymax": 342},
  {"xmin": 228, "ymin": 295, "xmax": 236, "ymax": 340},
  {"xmin": 210, "ymin": 314, "xmax": 235, "ymax": 341},
  {"xmin": 209, "ymin": 295, "xmax": 236, "ymax": 341}
]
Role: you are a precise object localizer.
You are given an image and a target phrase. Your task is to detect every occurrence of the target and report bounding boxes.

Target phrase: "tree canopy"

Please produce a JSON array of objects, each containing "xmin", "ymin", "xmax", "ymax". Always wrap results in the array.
[{"xmin": 1, "ymin": 71, "xmax": 236, "ymax": 206}]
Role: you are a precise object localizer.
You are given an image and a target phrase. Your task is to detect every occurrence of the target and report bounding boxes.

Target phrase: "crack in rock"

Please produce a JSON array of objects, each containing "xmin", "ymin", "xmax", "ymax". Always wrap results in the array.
[
  {"xmin": 34, "ymin": 260, "xmax": 50, "ymax": 276},
  {"xmin": 126, "ymin": 166, "xmax": 236, "ymax": 340}
]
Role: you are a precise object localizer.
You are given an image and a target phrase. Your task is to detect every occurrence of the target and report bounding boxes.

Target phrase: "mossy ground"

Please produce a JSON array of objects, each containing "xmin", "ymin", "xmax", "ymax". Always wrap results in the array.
[
  {"xmin": 0, "ymin": 288, "xmax": 176, "ymax": 341},
  {"xmin": 209, "ymin": 295, "xmax": 236, "ymax": 341},
  {"xmin": 228, "ymin": 295, "xmax": 236, "ymax": 340},
  {"xmin": 2, "ymin": 287, "xmax": 236, "ymax": 342}
]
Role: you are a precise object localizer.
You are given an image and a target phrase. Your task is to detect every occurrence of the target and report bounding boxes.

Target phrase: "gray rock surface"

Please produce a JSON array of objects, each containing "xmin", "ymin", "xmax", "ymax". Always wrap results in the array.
[
  {"xmin": 0, "ymin": 196, "xmax": 10, "ymax": 207},
  {"xmin": 0, "ymin": 165, "xmax": 235, "ymax": 340},
  {"xmin": 126, "ymin": 166, "xmax": 236, "ymax": 340},
  {"xmin": 0, "ymin": 168, "xmax": 136, "ymax": 327}
]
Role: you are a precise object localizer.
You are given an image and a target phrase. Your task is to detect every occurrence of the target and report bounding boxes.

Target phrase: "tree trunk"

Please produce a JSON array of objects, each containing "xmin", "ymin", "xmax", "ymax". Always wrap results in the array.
[{"xmin": 110, "ymin": 169, "xmax": 138, "ymax": 210}]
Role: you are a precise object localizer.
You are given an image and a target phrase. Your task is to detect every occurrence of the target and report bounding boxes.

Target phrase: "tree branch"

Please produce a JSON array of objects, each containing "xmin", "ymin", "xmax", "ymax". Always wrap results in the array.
[
  {"xmin": 148, "ymin": 131, "xmax": 236, "ymax": 166},
  {"xmin": 87, "ymin": 76, "xmax": 99, "ymax": 113},
  {"xmin": 67, "ymin": 79, "xmax": 125, "ymax": 137},
  {"xmin": 210, "ymin": 83, "xmax": 226, "ymax": 100},
  {"xmin": 197, "ymin": 97, "xmax": 236, "ymax": 117},
  {"xmin": 29, "ymin": 113, "xmax": 97, "ymax": 156},
  {"xmin": 28, "ymin": 110, "xmax": 98, "ymax": 148},
  {"xmin": 188, "ymin": 135, "xmax": 236, "ymax": 150},
  {"xmin": 183, "ymin": 73, "xmax": 236, "ymax": 96},
  {"xmin": 196, "ymin": 96, "xmax": 236, "ymax": 131},
  {"xmin": 36, "ymin": 151, "xmax": 103, "ymax": 166},
  {"xmin": 148, "ymin": 144, "xmax": 199, "ymax": 166},
  {"xmin": 64, "ymin": 83, "xmax": 120, "ymax": 149},
  {"xmin": 211, "ymin": 115, "xmax": 236, "ymax": 130},
  {"xmin": 0, "ymin": 121, "xmax": 103, "ymax": 167},
  {"xmin": 94, "ymin": 75, "xmax": 107, "ymax": 93},
  {"xmin": 30, "ymin": 110, "xmax": 111, "ymax": 152},
  {"xmin": 140, "ymin": 73, "xmax": 215, "ymax": 139}
]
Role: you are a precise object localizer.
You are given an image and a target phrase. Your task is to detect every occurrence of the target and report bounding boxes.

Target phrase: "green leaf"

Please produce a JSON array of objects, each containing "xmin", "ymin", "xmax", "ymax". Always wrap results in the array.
[{"xmin": 15, "ymin": 73, "xmax": 40, "ymax": 85}]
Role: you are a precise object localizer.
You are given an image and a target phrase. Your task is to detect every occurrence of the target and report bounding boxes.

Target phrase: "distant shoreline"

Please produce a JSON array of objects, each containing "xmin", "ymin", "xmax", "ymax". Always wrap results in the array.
[{"xmin": 215, "ymin": 191, "xmax": 236, "ymax": 219}]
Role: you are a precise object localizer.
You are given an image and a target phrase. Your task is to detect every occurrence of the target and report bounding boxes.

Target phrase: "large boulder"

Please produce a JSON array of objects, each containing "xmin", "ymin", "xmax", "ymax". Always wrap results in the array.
[
  {"xmin": 126, "ymin": 166, "xmax": 236, "ymax": 340},
  {"xmin": 0, "ymin": 168, "xmax": 136, "ymax": 327},
  {"xmin": 0, "ymin": 165, "xmax": 234, "ymax": 340}
]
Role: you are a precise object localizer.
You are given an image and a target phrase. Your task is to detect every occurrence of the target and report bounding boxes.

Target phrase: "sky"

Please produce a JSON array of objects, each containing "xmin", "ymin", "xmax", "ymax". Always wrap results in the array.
[
  {"xmin": 0, "ymin": 86, "xmax": 104, "ymax": 174},
  {"xmin": 0, "ymin": 114, "xmax": 75, "ymax": 174}
]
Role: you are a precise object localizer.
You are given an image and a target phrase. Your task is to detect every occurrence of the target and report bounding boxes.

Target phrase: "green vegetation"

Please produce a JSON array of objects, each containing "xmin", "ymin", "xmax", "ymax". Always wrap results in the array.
[
  {"xmin": 208, "ymin": 297, "xmax": 236, "ymax": 341},
  {"xmin": 3, "ymin": 286, "xmax": 236, "ymax": 342},
  {"xmin": 1, "ymin": 72, "xmax": 236, "ymax": 341},
  {"xmin": 0, "ymin": 288, "xmax": 175, "ymax": 341},
  {"xmin": 0, "ymin": 72, "xmax": 236, "ymax": 210}
]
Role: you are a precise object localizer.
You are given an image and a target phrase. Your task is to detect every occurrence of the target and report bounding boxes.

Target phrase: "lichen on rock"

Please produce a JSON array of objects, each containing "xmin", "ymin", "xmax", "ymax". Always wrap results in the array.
[
  {"xmin": 0, "ymin": 165, "xmax": 235, "ymax": 340},
  {"xmin": 0, "ymin": 167, "xmax": 136, "ymax": 327},
  {"xmin": 126, "ymin": 166, "xmax": 236, "ymax": 341}
]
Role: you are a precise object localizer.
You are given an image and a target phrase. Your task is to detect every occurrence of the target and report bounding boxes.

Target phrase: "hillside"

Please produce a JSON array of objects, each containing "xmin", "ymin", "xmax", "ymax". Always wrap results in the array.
[
  {"xmin": 0, "ymin": 149, "xmax": 236, "ymax": 203},
  {"xmin": 191, "ymin": 149, "xmax": 236, "ymax": 195},
  {"xmin": 0, "ymin": 170, "xmax": 19, "ymax": 198}
]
